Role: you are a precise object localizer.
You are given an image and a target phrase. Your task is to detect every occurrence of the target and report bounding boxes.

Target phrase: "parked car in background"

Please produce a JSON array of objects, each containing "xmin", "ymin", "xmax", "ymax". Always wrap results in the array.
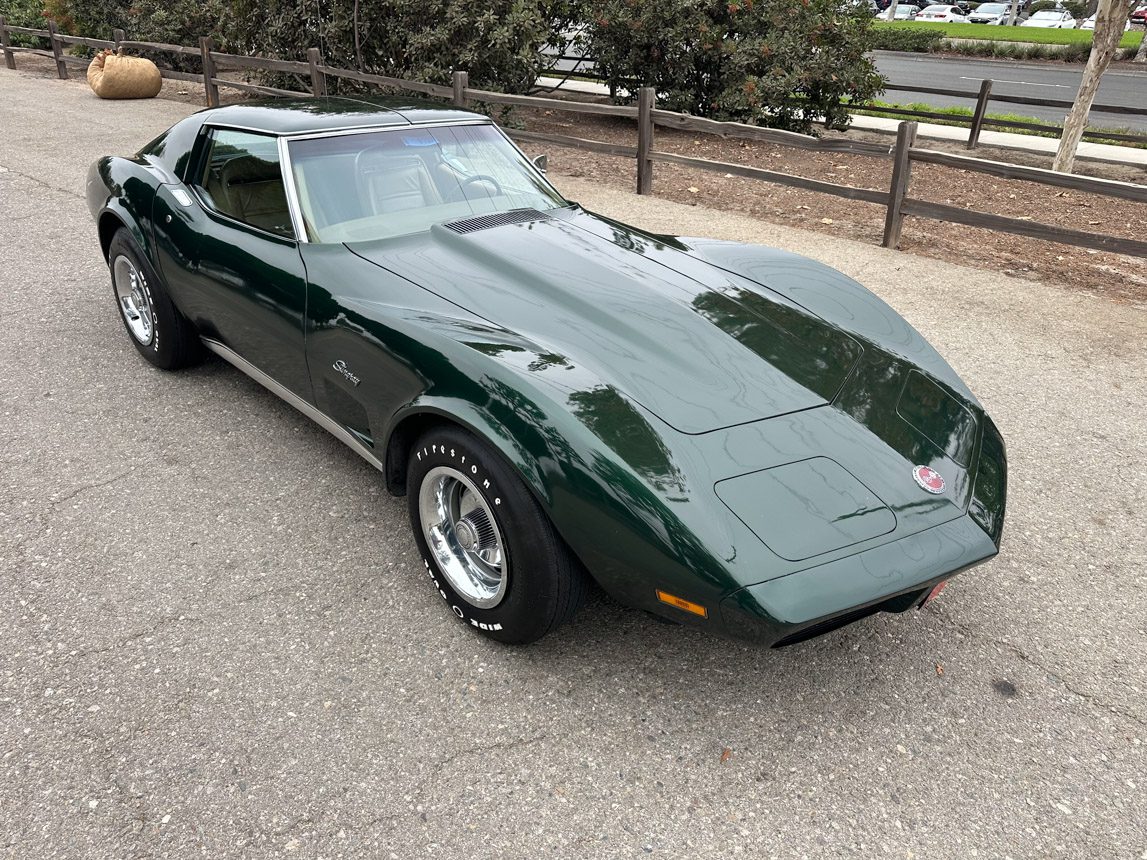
[
  {"xmin": 1129, "ymin": 3, "xmax": 1147, "ymax": 25},
  {"xmin": 888, "ymin": 3, "xmax": 921, "ymax": 18},
  {"xmin": 1020, "ymin": 8, "xmax": 1076, "ymax": 26},
  {"xmin": 1079, "ymin": 12, "xmax": 1130, "ymax": 29},
  {"xmin": 967, "ymin": 2, "xmax": 1025, "ymax": 23},
  {"xmin": 917, "ymin": 3, "xmax": 968, "ymax": 19}
]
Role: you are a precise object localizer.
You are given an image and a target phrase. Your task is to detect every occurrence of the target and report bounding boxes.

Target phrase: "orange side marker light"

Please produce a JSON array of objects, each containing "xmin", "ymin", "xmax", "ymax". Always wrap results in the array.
[{"xmin": 656, "ymin": 590, "xmax": 708, "ymax": 618}]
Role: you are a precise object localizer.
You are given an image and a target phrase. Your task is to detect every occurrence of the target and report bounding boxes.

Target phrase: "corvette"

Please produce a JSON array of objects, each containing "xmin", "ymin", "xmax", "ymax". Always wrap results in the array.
[{"xmin": 86, "ymin": 97, "xmax": 1006, "ymax": 645}]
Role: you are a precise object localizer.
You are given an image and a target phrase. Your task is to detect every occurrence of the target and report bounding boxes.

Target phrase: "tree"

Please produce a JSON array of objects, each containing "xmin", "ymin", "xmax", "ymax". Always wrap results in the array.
[
  {"xmin": 1051, "ymin": 0, "xmax": 1135, "ymax": 172},
  {"xmin": 1136, "ymin": 26, "xmax": 1147, "ymax": 63},
  {"xmin": 585, "ymin": 0, "xmax": 883, "ymax": 134}
]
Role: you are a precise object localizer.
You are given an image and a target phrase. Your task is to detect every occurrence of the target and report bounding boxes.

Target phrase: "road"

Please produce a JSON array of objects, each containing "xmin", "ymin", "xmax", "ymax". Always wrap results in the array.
[
  {"xmin": 873, "ymin": 51, "xmax": 1147, "ymax": 131},
  {"xmin": 549, "ymin": 45, "xmax": 1147, "ymax": 131},
  {"xmin": 1, "ymin": 69, "xmax": 1145, "ymax": 860}
]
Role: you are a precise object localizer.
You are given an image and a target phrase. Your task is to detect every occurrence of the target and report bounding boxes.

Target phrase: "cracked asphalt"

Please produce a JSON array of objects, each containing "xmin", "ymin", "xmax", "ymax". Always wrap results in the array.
[{"xmin": 1, "ymin": 70, "xmax": 1145, "ymax": 860}]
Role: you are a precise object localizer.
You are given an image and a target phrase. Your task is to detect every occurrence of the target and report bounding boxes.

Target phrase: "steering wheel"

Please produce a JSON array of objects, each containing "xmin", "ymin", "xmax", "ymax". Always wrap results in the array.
[{"xmin": 448, "ymin": 173, "xmax": 504, "ymax": 201}]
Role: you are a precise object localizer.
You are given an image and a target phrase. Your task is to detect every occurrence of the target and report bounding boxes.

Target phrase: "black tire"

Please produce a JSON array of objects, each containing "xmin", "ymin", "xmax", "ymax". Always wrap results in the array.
[
  {"xmin": 407, "ymin": 425, "xmax": 586, "ymax": 644},
  {"xmin": 107, "ymin": 229, "xmax": 201, "ymax": 370}
]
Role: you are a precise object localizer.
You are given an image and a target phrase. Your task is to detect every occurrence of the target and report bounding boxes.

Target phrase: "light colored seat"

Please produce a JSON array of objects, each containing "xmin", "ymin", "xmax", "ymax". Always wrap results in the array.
[
  {"xmin": 219, "ymin": 156, "xmax": 292, "ymax": 236},
  {"xmin": 358, "ymin": 153, "xmax": 442, "ymax": 215}
]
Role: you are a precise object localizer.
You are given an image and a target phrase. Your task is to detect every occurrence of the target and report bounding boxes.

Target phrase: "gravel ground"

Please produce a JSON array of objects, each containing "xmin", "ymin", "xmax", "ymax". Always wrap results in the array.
[{"xmin": 1, "ymin": 70, "xmax": 1145, "ymax": 860}]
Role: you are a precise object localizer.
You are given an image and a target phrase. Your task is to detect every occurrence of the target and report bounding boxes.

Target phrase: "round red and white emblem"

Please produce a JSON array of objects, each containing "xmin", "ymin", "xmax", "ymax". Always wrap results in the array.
[{"xmin": 912, "ymin": 465, "xmax": 946, "ymax": 494}]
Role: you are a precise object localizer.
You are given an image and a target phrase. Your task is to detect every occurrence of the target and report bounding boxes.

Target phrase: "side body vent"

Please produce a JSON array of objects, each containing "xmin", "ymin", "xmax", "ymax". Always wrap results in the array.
[{"xmin": 443, "ymin": 208, "xmax": 550, "ymax": 234}]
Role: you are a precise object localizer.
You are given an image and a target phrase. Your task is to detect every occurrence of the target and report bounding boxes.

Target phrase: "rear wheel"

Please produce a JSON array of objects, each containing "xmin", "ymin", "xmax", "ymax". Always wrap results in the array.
[
  {"xmin": 107, "ymin": 229, "xmax": 201, "ymax": 370},
  {"xmin": 407, "ymin": 425, "xmax": 585, "ymax": 644}
]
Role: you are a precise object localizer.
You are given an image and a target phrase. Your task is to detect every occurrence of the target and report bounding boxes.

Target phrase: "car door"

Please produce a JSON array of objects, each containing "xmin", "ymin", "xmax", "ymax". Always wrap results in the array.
[{"xmin": 152, "ymin": 127, "xmax": 312, "ymax": 400}]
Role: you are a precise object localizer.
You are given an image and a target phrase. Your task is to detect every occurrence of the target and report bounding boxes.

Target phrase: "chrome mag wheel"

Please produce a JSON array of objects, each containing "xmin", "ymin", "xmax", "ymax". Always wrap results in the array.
[
  {"xmin": 112, "ymin": 254, "xmax": 154, "ymax": 345},
  {"xmin": 417, "ymin": 465, "xmax": 507, "ymax": 609}
]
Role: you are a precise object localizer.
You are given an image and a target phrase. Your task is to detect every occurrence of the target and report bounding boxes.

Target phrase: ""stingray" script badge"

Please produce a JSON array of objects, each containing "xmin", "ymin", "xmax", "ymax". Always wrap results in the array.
[{"xmin": 332, "ymin": 359, "xmax": 361, "ymax": 387}]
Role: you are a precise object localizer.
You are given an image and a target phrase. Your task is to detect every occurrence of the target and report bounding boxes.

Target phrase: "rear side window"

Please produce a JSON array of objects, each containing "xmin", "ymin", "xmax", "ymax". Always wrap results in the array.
[{"xmin": 195, "ymin": 129, "xmax": 294, "ymax": 238}]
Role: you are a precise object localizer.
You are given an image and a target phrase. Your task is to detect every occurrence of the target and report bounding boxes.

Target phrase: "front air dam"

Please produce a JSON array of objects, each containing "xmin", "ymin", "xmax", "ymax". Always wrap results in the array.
[{"xmin": 719, "ymin": 514, "xmax": 998, "ymax": 645}]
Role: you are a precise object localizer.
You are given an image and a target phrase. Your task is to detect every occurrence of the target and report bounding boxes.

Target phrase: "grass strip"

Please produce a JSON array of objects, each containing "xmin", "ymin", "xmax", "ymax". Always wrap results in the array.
[
  {"xmin": 852, "ymin": 99, "xmax": 1147, "ymax": 147},
  {"xmin": 873, "ymin": 20, "xmax": 1144, "ymax": 49}
]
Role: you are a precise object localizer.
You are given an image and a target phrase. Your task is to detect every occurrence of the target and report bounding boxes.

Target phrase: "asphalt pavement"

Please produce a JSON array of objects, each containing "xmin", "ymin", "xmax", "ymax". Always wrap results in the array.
[
  {"xmin": 872, "ymin": 51, "xmax": 1147, "ymax": 132},
  {"xmin": 1, "ymin": 69, "xmax": 1145, "ymax": 860}
]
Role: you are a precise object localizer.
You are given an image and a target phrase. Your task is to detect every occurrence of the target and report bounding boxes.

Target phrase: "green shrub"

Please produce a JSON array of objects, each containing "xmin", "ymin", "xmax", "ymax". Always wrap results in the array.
[
  {"xmin": 870, "ymin": 26, "xmax": 946, "ymax": 52},
  {"xmin": 228, "ymin": 0, "xmax": 582, "ymax": 93},
  {"xmin": 583, "ymin": 0, "xmax": 882, "ymax": 133},
  {"xmin": 0, "ymin": 0, "xmax": 49, "ymax": 46},
  {"xmin": 0, "ymin": 0, "xmax": 46, "ymax": 28},
  {"xmin": 1, "ymin": 0, "xmax": 580, "ymax": 92}
]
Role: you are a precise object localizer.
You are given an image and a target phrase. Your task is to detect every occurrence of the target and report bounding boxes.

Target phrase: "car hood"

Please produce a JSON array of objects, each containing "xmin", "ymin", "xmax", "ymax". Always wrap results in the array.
[{"xmin": 346, "ymin": 208, "xmax": 864, "ymax": 434}]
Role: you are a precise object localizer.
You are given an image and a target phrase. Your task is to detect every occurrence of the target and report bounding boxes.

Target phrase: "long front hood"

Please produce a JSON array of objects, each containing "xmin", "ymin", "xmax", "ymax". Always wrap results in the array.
[{"xmin": 347, "ymin": 209, "xmax": 863, "ymax": 434}]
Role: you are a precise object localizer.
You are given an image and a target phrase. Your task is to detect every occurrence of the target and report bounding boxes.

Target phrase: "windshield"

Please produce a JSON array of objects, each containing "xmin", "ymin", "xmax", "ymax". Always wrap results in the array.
[
  {"xmin": 921, "ymin": 5, "xmax": 950, "ymax": 11},
  {"xmin": 976, "ymin": 4, "xmax": 1007, "ymax": 12},
  {"xmin": 287, "ymin": 124, "xmax": 567, "ymax": 243},
  {"xmin": 1030, "ymin": 10, "xmax": 1061, "ymax": 17}
]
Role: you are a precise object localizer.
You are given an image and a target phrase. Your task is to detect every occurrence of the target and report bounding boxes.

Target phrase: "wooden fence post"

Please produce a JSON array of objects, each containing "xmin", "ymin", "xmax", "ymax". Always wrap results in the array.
[
  {"xmin": 637, "ymin": 86, "xmax": 655, "ymax": 195},
  {"xmin": 47, "ymin": 20, "xmax": 68, "ymax": 79},
  {"xmin": 113, "ymin": 28, "xmax": 125, "ymax": 51},
  {"xmin": 883, "ymin": 121, "xmax": 918, "ymax": 249},
  {"xmin": 967, "ymin": 79, "xmax": 993, "ymax": 150},
  {"xmin": 199, "ymin": 36, "xmax": 219, "ymax": 107},
  {"xmin": 452, "ymin": 70, "xmax": 468, "ymax": 108},
  {"xmin": 0, "ymin": 18, "xmax": 16, "ymax": 71},
  {"xmin": 308, "ymin": 47, "xmax": 326, "ymax": 97}
]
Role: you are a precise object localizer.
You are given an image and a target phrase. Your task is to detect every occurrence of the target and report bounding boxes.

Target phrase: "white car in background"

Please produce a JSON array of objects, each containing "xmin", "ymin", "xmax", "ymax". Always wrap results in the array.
[
  {"xmin": 966, "ymin": 2, "xmax": 1014, "ymax": 23},
  {"xmin": 1020, "ymin": 8, "xmax": 1077, "ymax": 27},
  {"xmin": 1079, "ymin": 12, "xmax": 1130, "ymax": 29},
  {"xmin": 887, "ymin": 3, "xmax": 921, "ymax": 19},
  {"xmin": 916, "ymin": 3, "xmax": 968, "ymax": 19}
]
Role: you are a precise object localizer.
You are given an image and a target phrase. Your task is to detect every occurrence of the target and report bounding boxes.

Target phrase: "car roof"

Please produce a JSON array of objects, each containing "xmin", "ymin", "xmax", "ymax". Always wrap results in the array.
[
  {"xmin": 200, "ymin": 95, "xmax": 484, "ymax": 136},
  {"xmin": 137, "ymin": 95, "xmax": 490, "ymax": 181}
]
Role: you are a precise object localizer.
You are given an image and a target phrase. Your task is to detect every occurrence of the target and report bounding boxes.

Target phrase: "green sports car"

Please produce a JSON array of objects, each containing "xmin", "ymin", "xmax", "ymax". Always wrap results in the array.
[{"xmin": 86, "ymin": 97, "xmax": 1006, "ymax": 645}]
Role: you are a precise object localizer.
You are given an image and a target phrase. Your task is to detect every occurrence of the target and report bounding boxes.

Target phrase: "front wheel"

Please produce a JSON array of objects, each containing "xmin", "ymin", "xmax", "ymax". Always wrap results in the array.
[
  {"xmin": 407, "ymin": 425, "xmax": 586, "ymax": 644},
  {"xmin": 107, "ymin": 229, "xmax": 201, "ymax": 370}
]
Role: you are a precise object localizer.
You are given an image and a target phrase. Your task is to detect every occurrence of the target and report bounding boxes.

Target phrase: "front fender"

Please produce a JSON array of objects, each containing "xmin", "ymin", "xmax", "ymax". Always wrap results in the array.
[{"xmin": 378, "ymin": 331, "xmax": 751, "ymax": 627}]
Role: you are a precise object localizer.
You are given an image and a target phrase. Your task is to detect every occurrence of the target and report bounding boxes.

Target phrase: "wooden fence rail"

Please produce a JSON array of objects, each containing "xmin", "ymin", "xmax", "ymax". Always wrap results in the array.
[{"xmin": 1, "ymin": 19, "xmax": 1144, "ymax": 260}]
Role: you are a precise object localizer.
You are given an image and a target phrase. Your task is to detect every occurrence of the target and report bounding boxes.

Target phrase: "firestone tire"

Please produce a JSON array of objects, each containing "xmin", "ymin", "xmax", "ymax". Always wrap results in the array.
[
  {"xmin": 407, "ymin": 425, "xmax": 586, "ymax": 644},
  {"xmin": 107, "ymin": 229, "xmax": 201, "ymax": 370}
]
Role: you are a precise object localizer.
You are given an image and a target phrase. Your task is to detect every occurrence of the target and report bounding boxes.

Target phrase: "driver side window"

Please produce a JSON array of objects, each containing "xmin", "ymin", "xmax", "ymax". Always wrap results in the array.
[{"xmin": 195, "ymin": 129, "xmax": 294, "ymax": 239}]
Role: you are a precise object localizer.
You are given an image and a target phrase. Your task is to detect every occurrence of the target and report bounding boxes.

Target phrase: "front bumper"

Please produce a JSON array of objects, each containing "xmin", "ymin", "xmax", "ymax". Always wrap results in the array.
[{"xmin": 719, "ymin": 513, "xmax": 998, "ymax": 645}]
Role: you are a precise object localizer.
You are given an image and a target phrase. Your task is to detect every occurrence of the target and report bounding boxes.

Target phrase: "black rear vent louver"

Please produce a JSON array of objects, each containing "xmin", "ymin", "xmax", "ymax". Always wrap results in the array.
[{"xmin": 443, "ymin": 209, "xmax": 550, "ymax": 234}]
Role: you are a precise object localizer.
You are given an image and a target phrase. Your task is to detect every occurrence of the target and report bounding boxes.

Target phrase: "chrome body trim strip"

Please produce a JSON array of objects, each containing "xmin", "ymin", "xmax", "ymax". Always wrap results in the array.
[
  {"xmin": 277, "ymin": 135, "xmax": 310, "ymax": 243},
  {"xmin": 200, "ymin": 338, "xmax": 385, "ymax": 474},
  {"xmin": 281, "ymin": 118, "xmax": 491, "ymax": 144}
]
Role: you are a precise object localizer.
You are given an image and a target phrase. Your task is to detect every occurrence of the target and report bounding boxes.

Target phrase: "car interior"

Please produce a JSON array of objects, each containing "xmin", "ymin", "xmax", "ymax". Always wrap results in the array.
[{"xmin": 197, "ymin": 132, "xmax": 294, "ymax": 238}]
